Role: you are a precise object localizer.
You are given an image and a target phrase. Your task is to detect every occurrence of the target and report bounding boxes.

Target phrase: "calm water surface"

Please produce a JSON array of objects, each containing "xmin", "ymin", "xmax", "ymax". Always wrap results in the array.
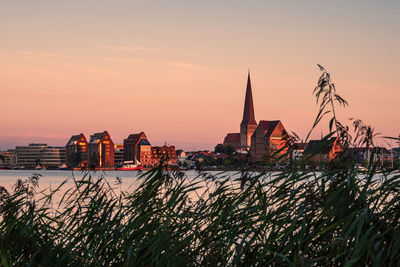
[
  {"xmin": 0, "ymin": 169, "xmax": 244, "ymax": 191},
  {"xmin": 0, "ymin": 170, "xmax": 245, "ymax": 206},
  {"xmin": 0, "ymin": 170, "xmax": 140, "ymax": 191}
]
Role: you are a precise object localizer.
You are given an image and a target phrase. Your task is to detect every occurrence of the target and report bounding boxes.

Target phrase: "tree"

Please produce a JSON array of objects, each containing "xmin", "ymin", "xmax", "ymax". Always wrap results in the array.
[
  {"xmin": 225, "ymin": 145, "xmax": 235, "ymax": 156},
  {"xmin": 215, "ymin": 144, "xmax": 235, "ymax": 156},
  {"xmin": 214, "ymin": 144, "xmax": 225, "ymax": 154}
]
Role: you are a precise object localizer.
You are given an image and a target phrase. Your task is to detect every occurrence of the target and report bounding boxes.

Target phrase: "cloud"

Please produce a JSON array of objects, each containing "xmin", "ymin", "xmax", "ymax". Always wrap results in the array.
[{"xmin": 98, "ymin": 46, "xmax": 159, "ymax": 52}]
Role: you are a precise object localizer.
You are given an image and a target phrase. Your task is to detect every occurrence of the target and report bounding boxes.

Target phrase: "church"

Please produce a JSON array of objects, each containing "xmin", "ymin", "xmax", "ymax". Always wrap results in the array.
[{"xmin": 223, "ymin": 72, "xmax": 289, "ymax": 161}]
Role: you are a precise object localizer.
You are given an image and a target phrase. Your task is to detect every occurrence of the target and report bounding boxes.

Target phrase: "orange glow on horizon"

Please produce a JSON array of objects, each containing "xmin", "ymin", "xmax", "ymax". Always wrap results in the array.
[{"xmin": 0, "ymin": 1, "xmax": 399, "ymax": 150}]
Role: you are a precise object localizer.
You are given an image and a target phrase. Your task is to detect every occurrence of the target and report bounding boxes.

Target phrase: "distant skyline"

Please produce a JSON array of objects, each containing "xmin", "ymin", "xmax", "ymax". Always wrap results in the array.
[{"xmin": 1, "ymin": 0, "xmax": 399, "ymax": 150}]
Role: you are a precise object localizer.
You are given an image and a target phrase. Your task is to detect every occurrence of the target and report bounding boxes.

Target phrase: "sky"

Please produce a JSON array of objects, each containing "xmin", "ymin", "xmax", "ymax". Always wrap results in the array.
[{"xmin": 1, "ymin": 0, "xmax": 399, "ymax": 150}]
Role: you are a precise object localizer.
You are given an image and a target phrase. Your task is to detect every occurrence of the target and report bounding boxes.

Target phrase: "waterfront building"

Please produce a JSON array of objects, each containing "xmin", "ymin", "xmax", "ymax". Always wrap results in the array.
[
  {"xmin": 65, "ymin": 133, "xmax": 88, "ymax": 169},
  {"xmin": 41, "ymin": 147, "xmax": 66, "ymax": 169},
  {"xmin": 114, "ymin": 144, "xmax": 124, "ymax": 167},
  {"xmin": 303, "ymin": 138, "xmax": 342, "ymax": 163},
  {"xmin": 0, "ymin": 150, "xmax": 17, "ymax": 168},
  {"xmin": 151, "ymin": 145, "xmax": 177, "ymax": 166},
  {"xmin": 88, "ymin": 131, "xmax": 114, "ymax": 168},
  {"xmin": 250, "ymin": 120, "xmax": 289, "ymax": 162},
  {"xmin": 15, "ymin": 143, "xmax": 46, "ymax": 168},
  {"xmin": 15, "ymin": 144, "xmax": 65, "ymax": 169},
  {"xmin": 123, "ymin": 132, "xmax": 152, "ymax": 167}
]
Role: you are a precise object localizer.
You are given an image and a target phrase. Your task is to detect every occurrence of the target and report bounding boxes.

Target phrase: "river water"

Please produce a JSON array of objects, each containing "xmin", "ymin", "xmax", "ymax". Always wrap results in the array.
[
  {"xmin": 0, "ymin": 169, "xmax": 394, "ymax": 211},
  {"xmin": 0, "ymin": 169, "xmax": 245, "ymax": 198},
  {"xmin": 0, "ymin": 169, "xmax": 253, "ymax": 211}
]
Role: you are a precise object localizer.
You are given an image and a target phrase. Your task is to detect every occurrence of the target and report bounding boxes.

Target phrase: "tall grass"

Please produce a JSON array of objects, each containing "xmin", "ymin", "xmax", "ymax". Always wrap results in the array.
[
  {"xmin": 1, "ymin": 65, "xmax": 399, "ymax": 266},
  {"xmin": 1, "ymin": 164, "xmax": 400, "ymax": 266}
]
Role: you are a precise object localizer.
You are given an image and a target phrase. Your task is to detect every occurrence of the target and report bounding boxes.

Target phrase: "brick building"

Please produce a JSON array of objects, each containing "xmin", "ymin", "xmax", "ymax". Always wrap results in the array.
[
  {"xmin": 0, "ymin": 150, "xmax": 17, "ymax": 169},
  {"xmin": 151, "ymin": 145, "xmax": 177, "ymax": 166},
  {"xmin": 223, "ymin": 133, "xmax": 241, "ymax": 151},
  {"xmin": 250, "ymin": 120, "xmax": 289, "ymax": 162},
  {"xmin": 65, "ymin": 133, "xmax": 88, "ymax": 169},
  {"xmin": 88, "ymin": 131, "xmax": 114, "ymax": 168},
  {"xmin": 123, "ymin": 132, "xmax": 152, "ymax": 167},
  {"xmin": 303, "ymin": 138, "xmax": 342, "ymax": 163}
]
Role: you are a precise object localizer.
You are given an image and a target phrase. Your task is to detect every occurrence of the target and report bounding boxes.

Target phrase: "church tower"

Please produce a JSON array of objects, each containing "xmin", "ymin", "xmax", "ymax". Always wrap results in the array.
[{"xmin": 240, "ymin": 71, "xmax": 257, "ymax": 150}]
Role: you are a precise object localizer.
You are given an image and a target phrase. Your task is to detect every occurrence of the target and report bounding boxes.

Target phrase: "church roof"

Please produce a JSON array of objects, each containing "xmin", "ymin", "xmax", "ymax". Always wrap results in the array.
[
  {"xmin": 241, "ymin": 71, "xmax": 257, "ymax": 125},
  {"xmin": 224, "ymin": 133, "xmax": 240, "ymax": 143},
  {"xmin": 258, "ymin": 120, "xmax": 281, "ymax": 137}
]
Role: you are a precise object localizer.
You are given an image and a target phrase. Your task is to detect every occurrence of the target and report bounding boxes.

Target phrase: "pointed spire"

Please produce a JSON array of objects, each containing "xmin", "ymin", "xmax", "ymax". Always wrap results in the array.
[{"xmin": 241, "ymin": 70, "xmax": 257, "ymax": 125}]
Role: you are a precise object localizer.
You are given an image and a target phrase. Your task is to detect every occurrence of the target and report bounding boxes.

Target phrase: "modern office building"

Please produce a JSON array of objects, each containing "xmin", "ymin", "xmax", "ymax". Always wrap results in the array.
[
  {"xmin": 88, "ymin": 131, "xmax": 114, "ymax": 168},
  {"xmin": 65, "ymin": 133, "xmax": 88, "ymax": 169},
  {"xmin": 14, "ymin": 144, "xmax": 65, "ymax": 169}
]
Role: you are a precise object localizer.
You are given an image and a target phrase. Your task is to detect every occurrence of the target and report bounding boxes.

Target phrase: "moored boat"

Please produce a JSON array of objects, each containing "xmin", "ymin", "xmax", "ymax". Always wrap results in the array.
[
  {"xmin": 58, "ymin": 163, "xmax": 68, "ymax": 170},
  {"xmin": 117, "ymin": 161, "xmax": 143, "ymax": 171}
]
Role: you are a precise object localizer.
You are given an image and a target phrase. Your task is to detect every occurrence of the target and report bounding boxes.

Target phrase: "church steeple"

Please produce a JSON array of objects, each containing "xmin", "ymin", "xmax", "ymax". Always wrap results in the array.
[
  {"xmin": 240, "ymin": 70, "xmax": 258, "ymax": 150},
  {"xmin": 241, "ymin": 70, "xmax": 257, "ymax": 125}
]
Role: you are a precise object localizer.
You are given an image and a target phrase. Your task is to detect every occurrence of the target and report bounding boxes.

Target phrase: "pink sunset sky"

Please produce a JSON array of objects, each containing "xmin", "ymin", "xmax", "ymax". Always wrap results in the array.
[{"xmin": 1, "ymin": 1, "xmax": 399, "ymax": 150}]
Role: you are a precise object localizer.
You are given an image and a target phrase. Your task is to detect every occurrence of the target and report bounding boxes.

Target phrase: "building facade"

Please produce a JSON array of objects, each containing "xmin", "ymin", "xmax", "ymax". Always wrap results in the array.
[
  {"xmin": 0, "ymin": 150, "xmax": 17, "ymax": 169},
  {"xmin": 123, "ymin": 132, "xmax": 152, "ymax": 167},
  {"xmin": 250, "ymin": 120, "xmax": 289, "ymax": 162},
  {"xmin": 151, "ymin": 145, "xmax": 177, "ymax": 166},
  {"xmin": 114, "ymin": 144, "xmax": 124, "ymax": 167},
  {"xmin": 65, "ymin": 133, "xmax": 88, "ymax": 169},
  {"xmin": 303, "ymin": 138, "xmax": 342, "ymax": 163},
  {"xmin": 14, "ymin": 144, "xmax": 65, "ymax": 169},
  {"xmin": 88, "ymin": 131, "xmax": 114, "ymax": 168}
]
